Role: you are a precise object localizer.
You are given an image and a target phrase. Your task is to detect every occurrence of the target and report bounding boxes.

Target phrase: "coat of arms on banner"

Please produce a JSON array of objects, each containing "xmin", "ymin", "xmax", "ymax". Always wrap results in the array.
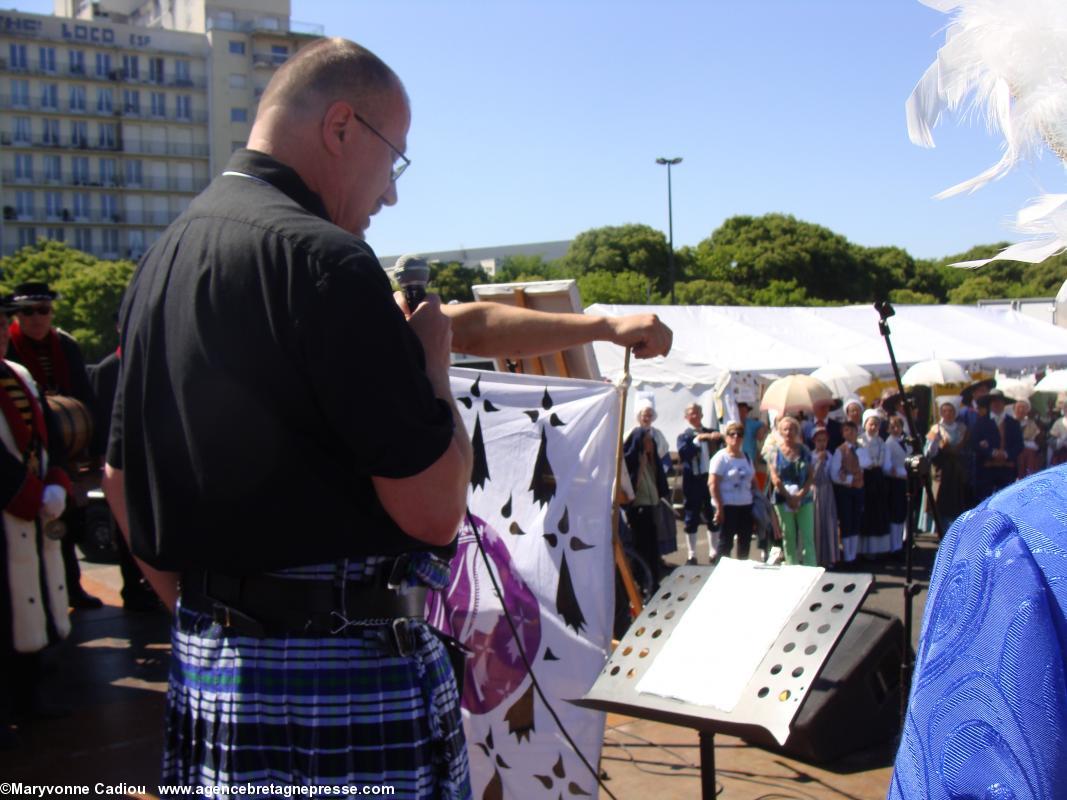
[{"xmin": 426, "ymin": 368, "xmax": 620, "ymax": 798}]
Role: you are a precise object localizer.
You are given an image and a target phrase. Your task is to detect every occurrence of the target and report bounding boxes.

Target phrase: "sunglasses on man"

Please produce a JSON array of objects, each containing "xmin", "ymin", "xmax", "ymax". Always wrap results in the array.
[{"xmin": 18, "ymin": 305, "xmax": 53, "ymax": 316}]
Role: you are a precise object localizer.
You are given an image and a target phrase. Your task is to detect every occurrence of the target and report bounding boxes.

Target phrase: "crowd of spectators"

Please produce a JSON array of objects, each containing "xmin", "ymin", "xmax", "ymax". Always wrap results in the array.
[{"xmin": 624, "ymin": 377, "xmax": 1067, "ymax": 573}]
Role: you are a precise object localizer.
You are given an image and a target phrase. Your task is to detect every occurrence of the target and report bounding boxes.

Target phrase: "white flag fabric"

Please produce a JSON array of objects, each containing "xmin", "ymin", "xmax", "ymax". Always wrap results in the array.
[{"xmin": 427, "ymin": 368, "xmax": 620, "ymax": 798}]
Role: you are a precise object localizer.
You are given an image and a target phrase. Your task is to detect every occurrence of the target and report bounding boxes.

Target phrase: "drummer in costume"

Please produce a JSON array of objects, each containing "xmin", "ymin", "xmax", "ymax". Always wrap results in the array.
[
  {"xmin": 0, "ymin": 295, "xmax": 72, "ymax": 749},
  {"xmin": 5, "ymin": 282, "xmax": 99, "ymax": 610}
]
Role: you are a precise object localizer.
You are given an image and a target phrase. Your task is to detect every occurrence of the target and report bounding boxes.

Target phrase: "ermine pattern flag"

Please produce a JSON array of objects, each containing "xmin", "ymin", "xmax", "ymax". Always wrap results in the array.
[{"xmin": 427, "ymin": 368, "xmax": 620, "ymax": 799}]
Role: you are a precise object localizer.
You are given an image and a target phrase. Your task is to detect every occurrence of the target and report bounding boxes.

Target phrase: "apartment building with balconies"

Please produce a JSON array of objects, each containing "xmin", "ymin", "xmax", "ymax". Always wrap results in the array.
[{"xmin": 1, "ymin": 0, "xmax": 322, "ymax": 259}]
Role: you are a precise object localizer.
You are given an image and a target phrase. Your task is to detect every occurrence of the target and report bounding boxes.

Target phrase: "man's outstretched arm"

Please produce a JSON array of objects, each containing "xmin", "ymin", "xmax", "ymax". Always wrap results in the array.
[{"xmin": 440, "ymin": 301, "xmax": 673, "ymax": 360}]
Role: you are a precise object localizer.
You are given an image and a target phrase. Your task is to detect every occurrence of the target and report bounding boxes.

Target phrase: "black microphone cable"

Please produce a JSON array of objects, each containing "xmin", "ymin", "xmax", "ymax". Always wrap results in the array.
[{"xmin": 465, "ymin": 508, "xmax": 619, "ymax": 800}]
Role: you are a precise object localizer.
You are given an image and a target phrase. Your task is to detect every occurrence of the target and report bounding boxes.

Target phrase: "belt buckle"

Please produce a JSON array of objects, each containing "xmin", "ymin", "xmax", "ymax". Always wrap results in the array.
[
  {"xmin": 211, "ymin": 601, "xmax": 266, "ymax": 637},
  {"xmin": 391, "ymin": 617, "xmax": 415, "ymax": 658}
]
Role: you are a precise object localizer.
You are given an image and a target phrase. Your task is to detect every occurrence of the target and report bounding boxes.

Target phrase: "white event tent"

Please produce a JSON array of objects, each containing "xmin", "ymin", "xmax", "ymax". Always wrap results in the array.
[{"xmin": 589, "ymin": 304, "xmax": 1067, "ymax": 445}]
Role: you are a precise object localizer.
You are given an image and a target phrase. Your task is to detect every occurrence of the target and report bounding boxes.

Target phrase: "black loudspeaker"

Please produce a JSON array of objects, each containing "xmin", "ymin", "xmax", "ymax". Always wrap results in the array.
[{"xmin": 745, "ymin": 609, "xmax": 905, "ymax": 763}]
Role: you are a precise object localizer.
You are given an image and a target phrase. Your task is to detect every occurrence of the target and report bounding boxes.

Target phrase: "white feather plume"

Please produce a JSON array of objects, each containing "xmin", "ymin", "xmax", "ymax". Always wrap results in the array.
[{"xmin": 907, "ymin": 0, "xmax": 1067, "ymax": 265}]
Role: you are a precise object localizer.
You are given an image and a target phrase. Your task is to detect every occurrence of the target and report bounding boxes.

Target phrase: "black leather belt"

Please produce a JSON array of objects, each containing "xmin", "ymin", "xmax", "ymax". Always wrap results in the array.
[{"xmin": 179, "ymin": 558, "xmax": 428, "ymax": 648}]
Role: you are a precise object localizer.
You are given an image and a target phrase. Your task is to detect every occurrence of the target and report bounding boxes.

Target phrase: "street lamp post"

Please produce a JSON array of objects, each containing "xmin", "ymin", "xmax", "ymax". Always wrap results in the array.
[{"xmin": 655, "ymin": 156, "xmax": 682, "ymax": 304}]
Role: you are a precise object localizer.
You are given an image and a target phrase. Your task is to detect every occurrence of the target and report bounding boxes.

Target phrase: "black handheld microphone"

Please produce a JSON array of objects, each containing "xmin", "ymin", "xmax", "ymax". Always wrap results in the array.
[{"xmin": 393, "ymin": 254, "xmax": 430, "ymax": 311}]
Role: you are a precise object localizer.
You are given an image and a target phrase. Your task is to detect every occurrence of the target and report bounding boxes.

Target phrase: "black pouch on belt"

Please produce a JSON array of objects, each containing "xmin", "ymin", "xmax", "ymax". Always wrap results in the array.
[{"xmin": 432, "ymin": 629, "xmax": 472, "ymax": 697}]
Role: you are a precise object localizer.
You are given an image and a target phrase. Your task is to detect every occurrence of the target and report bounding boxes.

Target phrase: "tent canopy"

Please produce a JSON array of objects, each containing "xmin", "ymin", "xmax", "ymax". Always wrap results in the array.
[
  {"xmin": 589, "ymin": 304, "xmax": 1067, "ymax": 446},
  {"xmin": 590, "ymin": 304, "xmax": 1067, "ymax": 385}
]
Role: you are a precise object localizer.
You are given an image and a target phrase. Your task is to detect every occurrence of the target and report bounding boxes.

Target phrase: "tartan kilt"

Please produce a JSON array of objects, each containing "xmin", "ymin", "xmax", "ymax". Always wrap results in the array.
[{"xmin": 161, "ymin": 559, "xmax": 471, "ymax": 799}]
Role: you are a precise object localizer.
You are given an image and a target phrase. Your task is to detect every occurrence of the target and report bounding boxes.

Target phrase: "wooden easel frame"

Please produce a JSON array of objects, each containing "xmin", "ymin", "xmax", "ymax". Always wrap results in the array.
[{"xmin": 470, "ymin": 280, "xmax": 642, "ymax": 618}]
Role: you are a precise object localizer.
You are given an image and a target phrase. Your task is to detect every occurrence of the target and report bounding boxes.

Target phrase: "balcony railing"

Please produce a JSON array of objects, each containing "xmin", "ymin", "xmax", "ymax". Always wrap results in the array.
[
  {"xmin": 252, "ymin": 52, "xmax": 289, "ymax": 69},
  {"xmin": 208, "ymin": 16, "xmax": 324, "ymax": 37},
  {"xmin": 0, "ymin": 94, "xmax": 208, "ymax": 124},
  {"xmin": 0, "ymin": 60, "xmax": 207, "ymax": 89},
  {"xmin": 0, "ymin": 170, "xmax": 208, "ymax": 193},
  {"xmin": 1, "ymin": 207, "xmax": 175, "ymax": 225}
]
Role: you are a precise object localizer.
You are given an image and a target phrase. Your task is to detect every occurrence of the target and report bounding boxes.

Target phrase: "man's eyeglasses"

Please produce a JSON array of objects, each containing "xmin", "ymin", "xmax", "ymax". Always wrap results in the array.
[
  {"xmin": 18, "ymin": 305, "xmax": 53, "ymax": 316},
  {"xmin": 351, "ymin": 109, "xmax": 410, "ymax": 183},
  {"xmin": 725, "ymin": 431, "xmax": 742, "ymax": 438}
]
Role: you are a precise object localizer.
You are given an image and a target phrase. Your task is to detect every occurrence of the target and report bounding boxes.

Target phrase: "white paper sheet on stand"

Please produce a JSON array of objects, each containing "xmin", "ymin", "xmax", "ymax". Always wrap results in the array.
[{"xmin": 636, "ymin": 559, "xmax": 825, "ymax": 712}]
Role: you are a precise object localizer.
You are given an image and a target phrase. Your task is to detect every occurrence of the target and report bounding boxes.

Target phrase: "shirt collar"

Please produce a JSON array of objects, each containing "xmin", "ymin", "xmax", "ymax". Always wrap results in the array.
[{"xmin": 224, "ymin": 149, "xmax": 330, "ymax": 221}]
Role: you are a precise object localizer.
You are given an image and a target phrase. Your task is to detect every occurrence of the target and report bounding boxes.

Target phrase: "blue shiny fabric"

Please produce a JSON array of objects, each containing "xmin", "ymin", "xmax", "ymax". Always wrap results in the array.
[{"xmin": 889, "ymin": 465, "xmax": 1067, "ymax": 800}]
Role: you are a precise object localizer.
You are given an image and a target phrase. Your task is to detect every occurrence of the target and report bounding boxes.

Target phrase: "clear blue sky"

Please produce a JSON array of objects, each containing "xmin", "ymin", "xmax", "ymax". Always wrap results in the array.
[{"xmin": 12, "ymin": 0, "xmax": 1067, "ymax": 260}]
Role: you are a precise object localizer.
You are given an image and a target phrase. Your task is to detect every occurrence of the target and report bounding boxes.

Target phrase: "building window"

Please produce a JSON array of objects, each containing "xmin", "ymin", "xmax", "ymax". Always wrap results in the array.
[
  {"xmin": 228, "ymin": 73, "xmax": 246, "ymax": 89},
  {"xmin": 15, "ymin": 191, "xmax": 34, "ymax": 219},
  {"xmin": 102, "ymin": 228, "xmax": 119, "ymax": 255},
  {"xmin": 95, "ymin": 52, "xmax": 112, "ymax": 79},
  {"xmin": 42, "ymin": 154, "xmax": 60, "ymax": 183},
  {"xmin": 229, "ymin": 41, "xmax": 245, "ymax": 55},
  {"xmin": 9, "ymin": 44, "xmax": 28, "ymax": 71},
  {"xmin": 230, "ymin": 107, "xmax": 248, "ymax": 123},
  {"xmin": 97, "ymin": 123, "xmax": 117, "ymax": 149},
  {"xmin": 72, "ymin": 158, "xmax": 90, "ymax": 185},
  {"xmin": 10, "ymin": 79, "xmax": 29, "ymax": 108},
  {"xmin": 38, "ymin": 47, "xmax": 56, "ymax": 74},
  {"xmin": 42, "ymin": 119, "xmax": 60, "ymax": 146},
  {"xmin": 72, "ymin": 192, "xmax": 90, "ymax": 220},
  {"xmin": 41, "ymin": 83, "xmax": 58, "ymax": 110},
  {"xmin": 99, "ymin": 158, "xmax": 117, "ymax": 185},
  {"xmin": 46, "ymin": 227, "xmax": 65, "ymax": 242},
  {"xmin": 122, "ymin": 54, "xmax": 139, "ymax": 81},
  {"xmin": 14, "ymin": 154, "xmax": 33, "ymax": 182},
  {"xmin": 175, "ymin": 95, "xmax": 191, "ymax": 120},
  {"xmin": 43, "ymin": 155, "xmax": 61, "ymax": 183},
  {"xmin": 124, "ymin": 159, "xmax": 143, "ymax": 187},
  {"xmin": 45, "ymin": 192, "xmax": 62, "ymax": 220},
  {"xmin": 18, "ymin": 228, "xmax": 38, "ymax": 248},
  {"xmin": 68, "ymin": 50, "xmax": 85, "ymax": 76},
  {"xmin": 270, "ymin": 45, "xmax": 288, "ymax": 67},
  {"xmin": 14, "ymin": 117, "xmax": 32, "ymax": 144},
  {"xmin": 150, "ymin": 91, "xmax": 166, "ymax": 117},
  {"xmin": 101, "ymin": 194, "xmax": 118, "ymax": 220},
  {"xmin": 175, "ymin": 60, "xmax": 191, "ymax": 85},
  {"xmin": 74, "ymin": 228, "xmax": 92, "ymax": 252},
  {"xmin": 128, "ymin": 229, "xmax": 144, "ymax": 256},
  {"xmin": 148, "ymin": 57, "xmax": 164, "ymax": 84},
  {"xmin": 123, "ymin": 89, "xmax": 141, "ymax": 114},
  {"xmin": 71, "ymin": 120, "xmax": 88, "ymax": 149},
  {"xmin": 97, "ymin": 88, "xmax": 113, "ymax": 113},
  {"xmin": 69, "ymin": 85, "xmax": 86, "ymax": 111}
]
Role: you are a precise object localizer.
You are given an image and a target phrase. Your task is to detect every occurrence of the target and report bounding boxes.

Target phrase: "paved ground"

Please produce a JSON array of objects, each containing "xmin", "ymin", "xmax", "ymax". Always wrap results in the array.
[{"xmin": 0, "ymin": 530, "xmax": 938, "ymax": 799}]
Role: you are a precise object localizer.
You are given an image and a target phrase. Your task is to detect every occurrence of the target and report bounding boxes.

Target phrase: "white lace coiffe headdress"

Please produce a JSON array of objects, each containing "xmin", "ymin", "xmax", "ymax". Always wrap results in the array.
[{"xmin": 906, "ymin": 0, "xmax": 1067, "ymax": 266}]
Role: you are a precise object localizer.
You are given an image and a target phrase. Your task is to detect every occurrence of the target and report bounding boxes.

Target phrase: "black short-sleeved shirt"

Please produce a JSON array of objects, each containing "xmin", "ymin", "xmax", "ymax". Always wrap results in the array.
[{"xmin": 107, "ymin": 149, "xmax": 455, "ymax": 573}]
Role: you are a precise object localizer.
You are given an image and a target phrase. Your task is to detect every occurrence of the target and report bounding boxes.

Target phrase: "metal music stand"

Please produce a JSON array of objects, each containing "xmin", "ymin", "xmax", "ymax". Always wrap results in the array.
[{"xmin": 573, "ymin": 563, "xmax": 872, "ymax": 798}]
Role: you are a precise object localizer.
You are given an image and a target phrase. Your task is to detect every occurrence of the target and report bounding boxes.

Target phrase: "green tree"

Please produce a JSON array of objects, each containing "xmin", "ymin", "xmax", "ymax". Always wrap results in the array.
[
  {"xmin": 692, "ymin": 214, "xmax": 866, "ymax": 302},
  {"xmin": 493, "ymin": 254, "xmax": 565, "ymax": 283},
  {"xmin": 888, "ymin": 288, "xmax": 938, "ymax": 304},
  {"xmin": 427, "ymin": 261, "xmax": 490, "ymax": 304},
  {"xmin": 576, "ymin": 270, "xmax": 654, "ymax": 305},
  {"xmin": 0, "ymin": 240, "xmax": 134, "ymax": 360},
  {"xmin": 673, "ymin": 279, "xmax": 744, "ymax": 305},
  {"xmin": 560, "ymin": 224, "xmax": 671, "ymax": 292}
]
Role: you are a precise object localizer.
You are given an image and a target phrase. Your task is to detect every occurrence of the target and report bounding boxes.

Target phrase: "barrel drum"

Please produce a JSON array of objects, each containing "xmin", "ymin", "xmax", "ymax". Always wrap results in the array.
[{"xmin": 45, "ymin": 394, "xmax": 93, "ymax": 461}]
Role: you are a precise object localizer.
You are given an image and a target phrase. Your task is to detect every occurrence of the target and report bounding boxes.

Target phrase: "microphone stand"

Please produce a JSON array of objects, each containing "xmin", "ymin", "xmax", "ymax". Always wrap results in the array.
[{"xmin": 873, "ymin": 301, "xmax": 944, "ymax": 723}]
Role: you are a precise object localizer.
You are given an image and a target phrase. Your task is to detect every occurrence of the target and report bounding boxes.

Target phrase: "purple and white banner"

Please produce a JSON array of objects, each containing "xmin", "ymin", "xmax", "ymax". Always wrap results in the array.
[{"xmin": 428, "ymin": 367, "xmax": 620, "ymax": 798}]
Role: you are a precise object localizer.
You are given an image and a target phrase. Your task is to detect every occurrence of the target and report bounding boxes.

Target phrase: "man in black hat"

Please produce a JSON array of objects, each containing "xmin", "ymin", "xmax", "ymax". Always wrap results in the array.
[
  {"xmin": 6, "ymin": 281, "xmax": 100, "ymax": 610},
  {"xmin": 971, "ymin": 389, "xmax": 1023, "ymax": 503},
  {"xmin": 958, "ymin": 377, "xmax": 995, "ymax": 431}
]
